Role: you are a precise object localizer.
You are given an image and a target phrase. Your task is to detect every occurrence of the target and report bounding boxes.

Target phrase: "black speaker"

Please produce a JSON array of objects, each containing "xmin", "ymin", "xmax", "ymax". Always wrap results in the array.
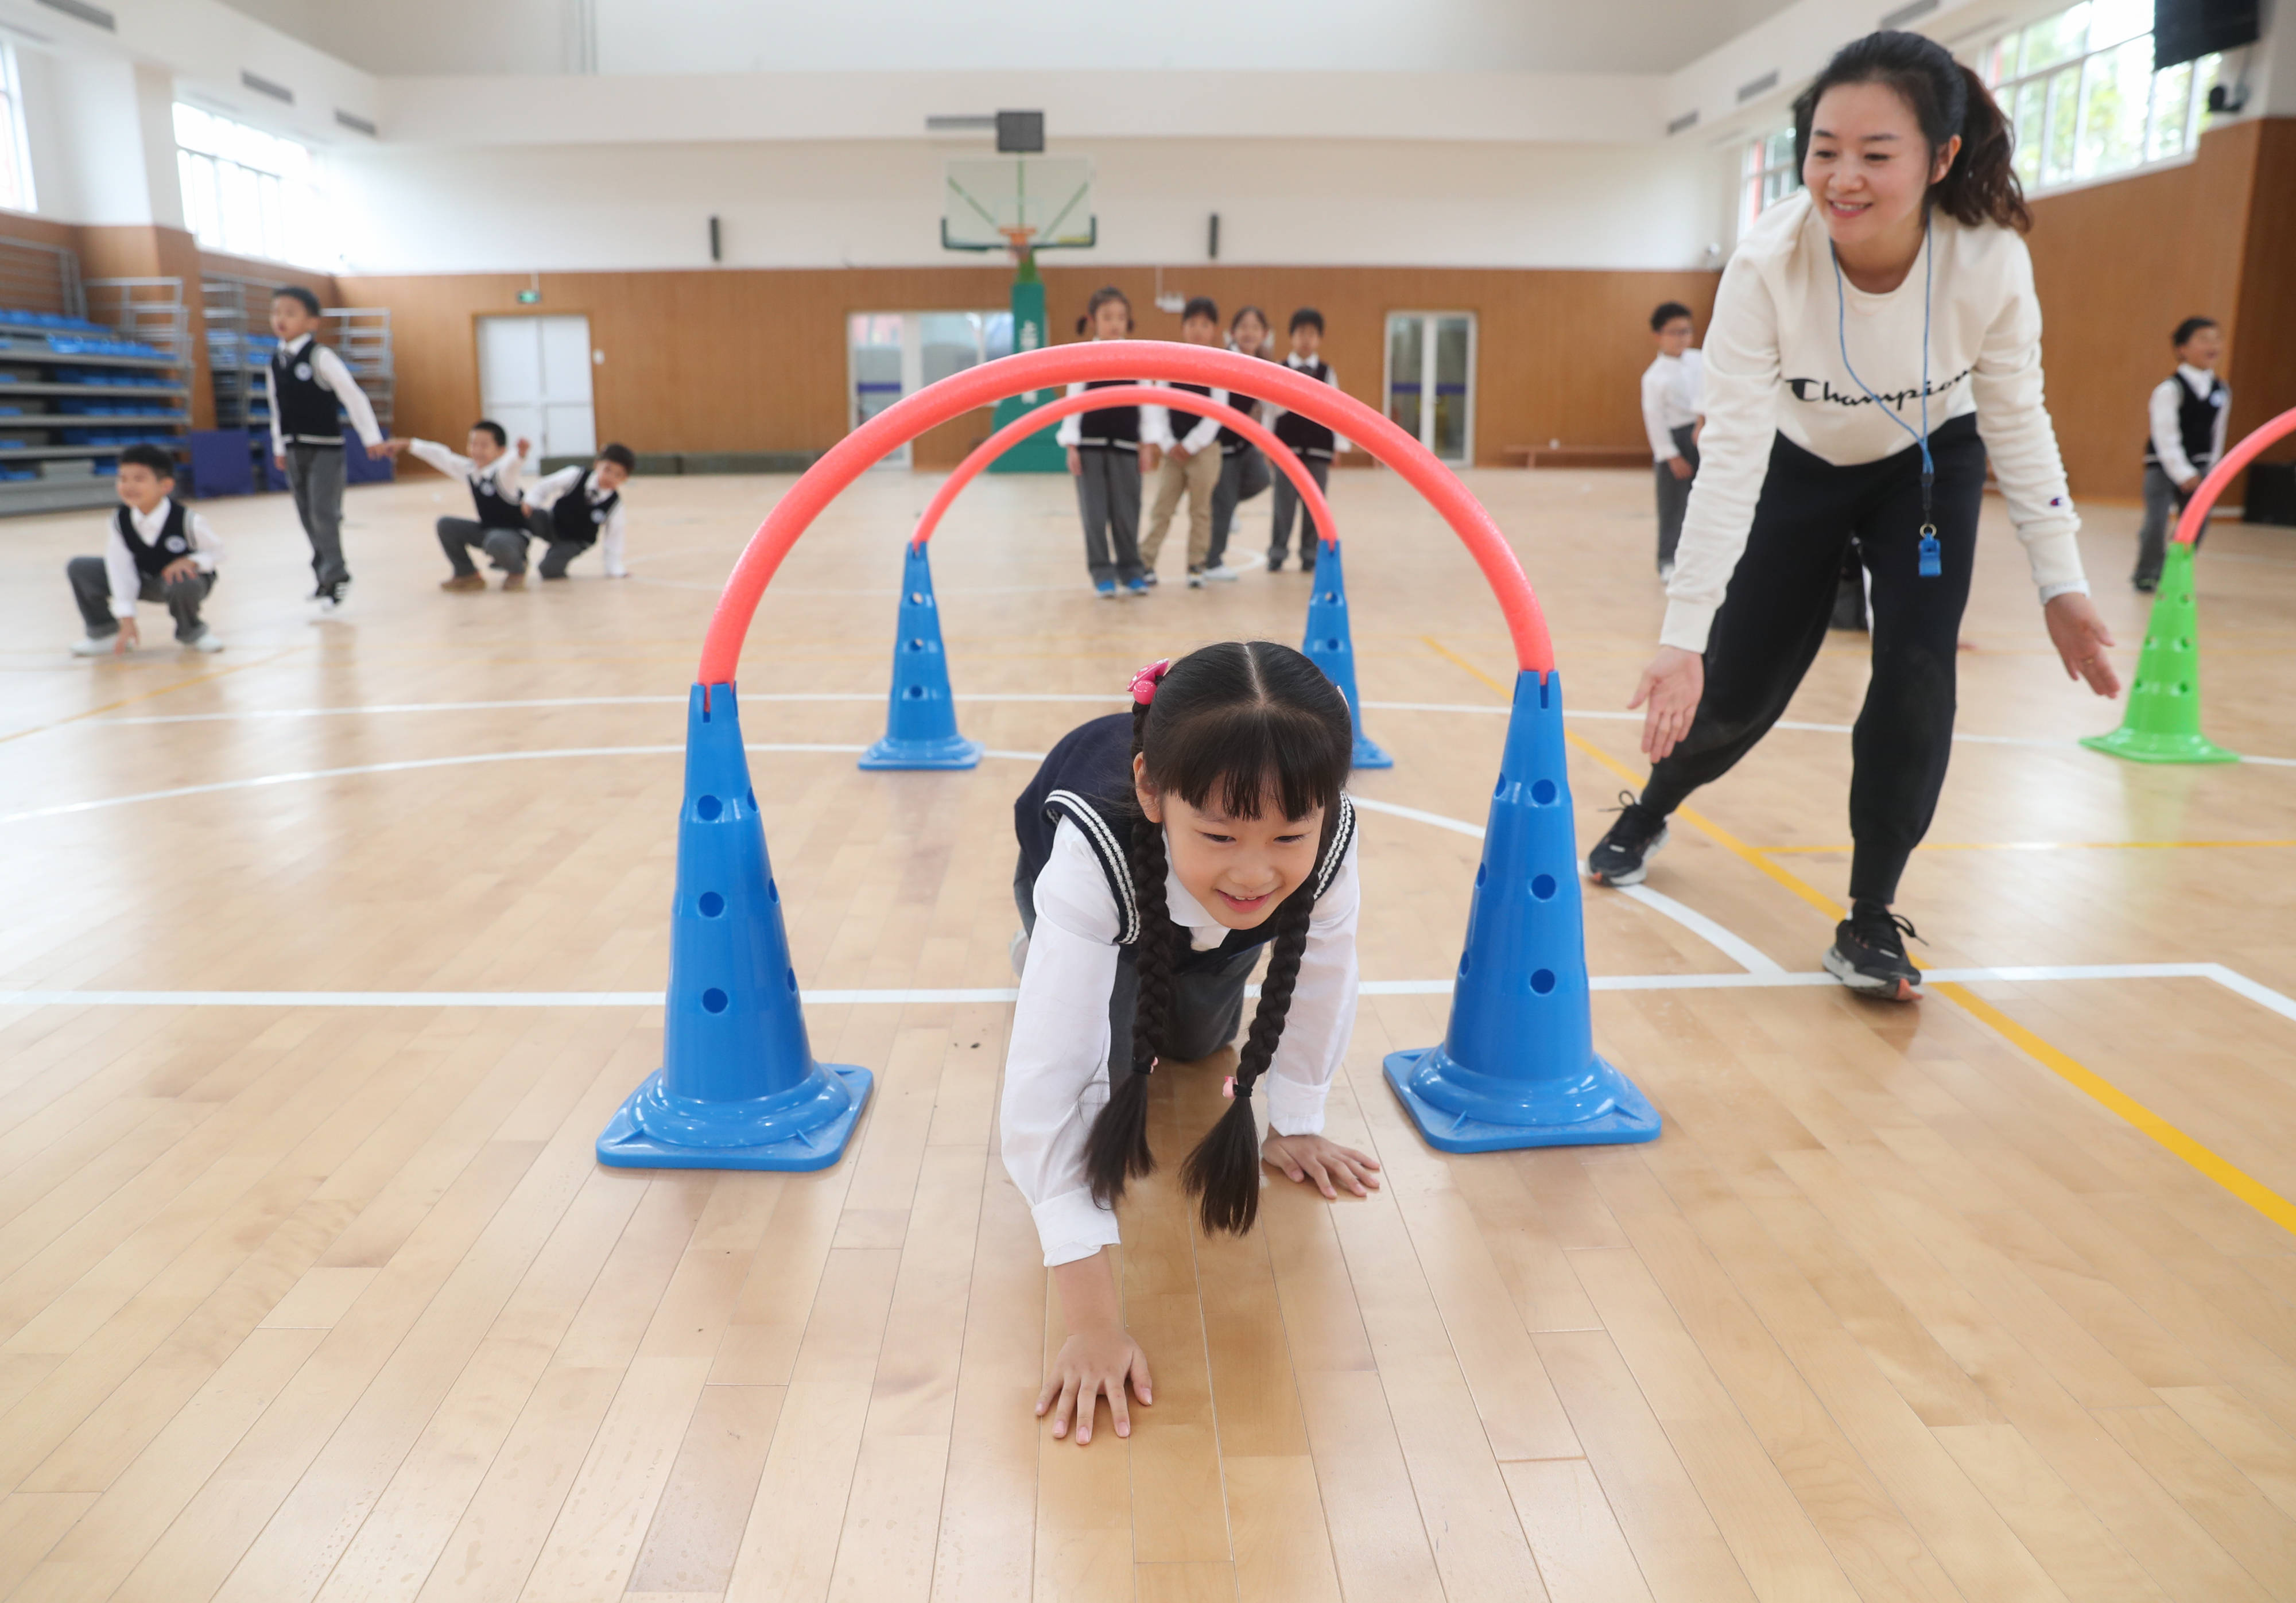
[
  {"xmin": 2154, "ymin": 0, "xmax": 2259, "ymax": 71},
  {"xmin": 2244, "ymin": 461, "xmax": 2296, "ymax": 528},
  {"xmin": 995, "ymin": 111, "xmax": 1044, "ymax": 154}
]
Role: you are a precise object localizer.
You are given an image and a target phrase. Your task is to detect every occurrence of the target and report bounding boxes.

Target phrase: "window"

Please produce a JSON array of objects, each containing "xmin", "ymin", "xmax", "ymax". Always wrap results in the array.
[
  {"xmin": 174, "ymin": 103, "xmax": 329, "ymax": 266},
  {"xmin": 1740, "ymin": 125, "xmax": 1803, "ymax": 234},
  {"xmin": 0, "ymin": 44, "xmax": 34, "ymax": 214},
  {"xmin": 1979, "ymin": 0, "xmax": 2222, "ymax": 196}
]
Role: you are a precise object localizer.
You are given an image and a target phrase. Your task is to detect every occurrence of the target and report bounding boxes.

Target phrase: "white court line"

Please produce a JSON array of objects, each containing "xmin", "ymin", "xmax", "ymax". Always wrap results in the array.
[
  {"xmin": 3, "ymin": 963, "xmax": 2289, "ymax": 1016},
  {"xmin": 79, "ymin": 693, "xmax": 2291, "ymax": 765},
  {"xmin": 1618, "ymin": 885, "xmax": 1787, "ymax": 975},
  {"xmin": 0, "ymin": 740, "xmax": 1789, "ymax": 977}
]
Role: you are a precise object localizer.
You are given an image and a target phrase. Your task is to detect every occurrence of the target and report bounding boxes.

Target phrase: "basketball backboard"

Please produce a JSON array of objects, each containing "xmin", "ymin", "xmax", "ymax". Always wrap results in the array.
[{"xmin": 942, "ymin": 156, "xmax": 1096, "ymax": 254}]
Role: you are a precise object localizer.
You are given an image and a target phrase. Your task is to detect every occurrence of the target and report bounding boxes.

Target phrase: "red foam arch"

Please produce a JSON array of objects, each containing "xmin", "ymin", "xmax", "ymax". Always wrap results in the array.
[
  {"xmin": 907, "ymin": 384, "xmax": 1334, "ymax": 554},
  {"xmin": 2177, "ymin": 405, "xmax": 2296, "ymax": 545},
  {"xmin": 700, "ymin": 341, "xmax": 1554, "ymax": 685}
]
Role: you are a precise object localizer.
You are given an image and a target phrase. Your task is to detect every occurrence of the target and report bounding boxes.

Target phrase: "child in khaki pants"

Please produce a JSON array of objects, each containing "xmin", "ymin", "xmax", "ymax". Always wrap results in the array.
[{"xmin": 1138, "ymin": 297, "xmax": 1227, "ymax": 588}]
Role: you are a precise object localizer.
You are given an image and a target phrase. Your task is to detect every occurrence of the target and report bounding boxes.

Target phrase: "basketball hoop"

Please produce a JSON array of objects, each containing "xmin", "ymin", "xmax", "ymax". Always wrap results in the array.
[{"xmin": 941, "ymin": 156, "xmax": 1096, "ymax": 257}]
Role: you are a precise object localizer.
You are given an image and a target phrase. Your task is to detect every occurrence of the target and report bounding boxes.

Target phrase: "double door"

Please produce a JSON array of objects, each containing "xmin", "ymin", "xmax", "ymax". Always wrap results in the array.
[
  {"xmin": 1384, "ymin": 313, "xmax": 1475, "ymax": 465},
  {"xmin": 476, "ymin": 315, "xmax": 596, "ymax": 461}
]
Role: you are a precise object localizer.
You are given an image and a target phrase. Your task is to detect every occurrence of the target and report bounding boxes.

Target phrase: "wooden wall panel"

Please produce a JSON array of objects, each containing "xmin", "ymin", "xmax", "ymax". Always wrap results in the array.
[
  {"xmin": 2023, "ymin": 120, "xmax": 2264, "ymax": 502},
  {"xmin": 333, "ymin": 263, "xmax": 1719, "ymax": 471},
  {"xmin": 2228, "ymin": 119, "xmax": 2296, "ymax": 472}
]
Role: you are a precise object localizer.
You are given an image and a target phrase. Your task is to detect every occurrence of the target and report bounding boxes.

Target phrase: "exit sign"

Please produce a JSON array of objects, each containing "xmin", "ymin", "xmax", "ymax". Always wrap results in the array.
[{"xmin": 516, "ymin": 289, "xmax": 541, "ymax": 304}]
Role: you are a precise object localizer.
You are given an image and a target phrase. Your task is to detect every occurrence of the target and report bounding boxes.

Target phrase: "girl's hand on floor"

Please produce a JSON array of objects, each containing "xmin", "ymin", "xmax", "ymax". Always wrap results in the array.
[
  {"xmin": 1038, "ymin": 1325, "xmax": 1153, "ymax": 1445},
  {"xmin": 1630, "ymin": 645, "xmax": 1704, "ymax": 761},
  {"xmin": 1262, "ymin": 1132, "xmax": 1381, "ymax": 1200},
  {"xmin": 2043, "ymin": 593, "xmax": 2122, "ymax": 697}
]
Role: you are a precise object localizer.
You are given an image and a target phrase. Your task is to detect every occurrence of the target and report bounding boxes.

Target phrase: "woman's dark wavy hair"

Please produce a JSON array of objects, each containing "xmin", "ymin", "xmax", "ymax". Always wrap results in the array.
[
  {"xmin": 1793, "ymin": 30, "xmax": 2031, "ymax": 233},
  {"xmin": 1080, "ymin": 641, "xmax": 1353, "ymax": 1236}
]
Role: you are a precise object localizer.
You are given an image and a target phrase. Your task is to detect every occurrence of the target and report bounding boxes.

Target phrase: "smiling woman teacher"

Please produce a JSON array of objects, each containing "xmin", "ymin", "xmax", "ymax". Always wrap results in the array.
[{"xmin": 1584, "ymin": 29, "xmax": 2123, "ymax": 1000}]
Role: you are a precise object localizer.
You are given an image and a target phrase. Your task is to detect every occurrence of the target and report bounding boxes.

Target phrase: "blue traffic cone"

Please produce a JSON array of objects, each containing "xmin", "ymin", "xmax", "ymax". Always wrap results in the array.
[
  {"xmin": 1300, "ymin": 538, "xmax": 1392, "ymax": 770},
  {"xmin": 1382, "ymin": 670, "xmax": 1658, "ymax": 1152},
  {"xmin": 598, "ymin": 683, "xmax": 873, "ymax": 1170},
  {"xmin": 860, "ymin": 542, "xmax": 983, "ymax": 771}
]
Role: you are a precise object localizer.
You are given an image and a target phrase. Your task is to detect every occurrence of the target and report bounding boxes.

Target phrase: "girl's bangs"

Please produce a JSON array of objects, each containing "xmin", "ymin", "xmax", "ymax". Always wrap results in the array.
[{"xmin": 1154, "ymin": 702, "xmax": 1351, "ymax": 822}]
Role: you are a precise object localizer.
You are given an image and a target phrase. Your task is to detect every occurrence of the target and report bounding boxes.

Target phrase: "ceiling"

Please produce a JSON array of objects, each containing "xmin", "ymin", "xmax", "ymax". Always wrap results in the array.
[{"xmin": 214, "ymin": 0, "xmax": 1808, "ymax": 78}]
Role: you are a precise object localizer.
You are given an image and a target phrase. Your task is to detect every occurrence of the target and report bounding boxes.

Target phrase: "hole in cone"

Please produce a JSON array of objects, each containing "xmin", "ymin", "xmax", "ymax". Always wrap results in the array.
[
  {"xmin": 1533, "ymin": 873, "xmax": 1557, "ymax": 900},
  {"xmin": 1531, "ymin": 779, "xmax": 1558, "ymax": 805},
  {"xmin": 1531, "ymin": 969, "xmax": 1556, "ymax": 995},
  {"xmin": 699, "ymin": 892, "xmax": 726, "ymax": 917},
  {"xmin": 703, "ymin": 988, "xmax": 729, "ymax": 1013},
  {"xmin": 696, "ymin": 794, "xmax": 722, "ymax": 821}
]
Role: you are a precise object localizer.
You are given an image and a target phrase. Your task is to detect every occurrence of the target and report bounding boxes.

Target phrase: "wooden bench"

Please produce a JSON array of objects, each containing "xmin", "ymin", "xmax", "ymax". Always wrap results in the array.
[{"xmin": 1502, "ymin": 444, "xmax": 1654, "ymax": 469}]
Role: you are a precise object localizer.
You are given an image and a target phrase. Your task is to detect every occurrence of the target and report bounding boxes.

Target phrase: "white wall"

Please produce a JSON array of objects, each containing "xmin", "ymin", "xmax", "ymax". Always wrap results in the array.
[
  {"xmin": 327, "ymin": 136, "xmax": 1727, "ymax": 274},
  {"xmin": 14, "ymin": 51, "xmax": 180, "ymax": 227}
]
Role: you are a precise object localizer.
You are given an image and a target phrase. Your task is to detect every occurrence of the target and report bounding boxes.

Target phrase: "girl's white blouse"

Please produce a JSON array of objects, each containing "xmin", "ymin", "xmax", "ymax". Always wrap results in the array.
[{"xmin": 999, "ymin": 817, "xmax": 1362, "ymax": 1267}]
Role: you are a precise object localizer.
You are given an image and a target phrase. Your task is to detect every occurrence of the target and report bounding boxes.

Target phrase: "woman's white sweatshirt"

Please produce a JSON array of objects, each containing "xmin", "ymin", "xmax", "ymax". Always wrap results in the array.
[{"xmin": 1662, "ymin": 188, "xmax": 2087, "ymax": 653}]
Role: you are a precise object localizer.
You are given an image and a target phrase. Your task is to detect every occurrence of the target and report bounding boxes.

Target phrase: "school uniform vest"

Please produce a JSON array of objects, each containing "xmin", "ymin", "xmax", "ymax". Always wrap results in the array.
[
  {"xmin": 546, "ymin": 468, "xmax": 618, "ymax": 548},
  {"xmin": 2144, "ymin": 371, "xmax": 2227, "ymax": 472},
  {"xmin": 1273, "ymin": 359, "xmax": 1336, "ymax": 460},
  {"xmin": 1076, "ymin": 379, "xmax": 1141, "ymax": 449},
  {"xmin": 270, "ymin": 343, "xmax": 341, "ymax": 445},
  {"xmin": 1217, "ymin": 387, "xmax": 1261, "ymax": 455},
  {"xmin": 1163, "ymin": 381, "xmax": 1215, "ymax": 445},
  {"xmin": 1013, "ymin": 713, "xmax": 1355, "ymax": 972},
  {"xmin": 469, "ymin": 465, "xmax": 528, "ymax": 530},
  {"xmin": 115, "ymin": 499, "xmax": 192, "ymax": 580}
]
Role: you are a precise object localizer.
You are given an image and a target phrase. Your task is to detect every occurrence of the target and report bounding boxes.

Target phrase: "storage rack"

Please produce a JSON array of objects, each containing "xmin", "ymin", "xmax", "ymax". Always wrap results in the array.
[{"xmin": 0, "ymin": 243, "xmax": 190, "ymax": 515}]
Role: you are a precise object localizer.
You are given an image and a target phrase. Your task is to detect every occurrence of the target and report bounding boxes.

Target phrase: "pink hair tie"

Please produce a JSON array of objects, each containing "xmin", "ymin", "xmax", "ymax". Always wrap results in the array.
[{"xmin": 1130, "ymin": 659, "xmax": 1172, "ymax": 706}]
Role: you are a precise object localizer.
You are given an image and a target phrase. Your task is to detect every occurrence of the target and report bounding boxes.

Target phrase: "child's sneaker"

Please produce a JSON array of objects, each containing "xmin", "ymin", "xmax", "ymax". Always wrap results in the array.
[
  {"xmin": 1203, "ymin": 564, "xmax": 1240, "ymax": 583},
  {"xmin": 501, "ymin": 572, "xmax": 526, "ymax": 591},
  {"xmin": 1124, "ymin": 576, "xmax": 1151, "ymax": 597},
  {"xmin": 69, "ymin": 634, "xmax": 116, "ymax": 657},
  {"xmin": 1095, "ymin": 580, "xmax": 1119, "ymax": 599},
  {"xmin": 1584, "ymin": 791, "xmax": 1669, "ymax": 887},
  {"xmin": 440, "ymin": 573, "xmax": 486, "ymax": 592},
  {"xmin": 1140, "ymin": 571, "xmax": 1159, "ymax": 587},
  {"xmin": 314, "ymin": 579, "xmax": 351, "ymax": 615},
  {"xmin": 1186, "ymin": 569, "xmax": 1205, "ymax": 588},
  {"xmin": 181, "ymin": 631, "xmax": 224, "ymax": 653},
  {"xmin": 1823, "ymin": 901, "xmax": 1923, "ymax": 1000}
]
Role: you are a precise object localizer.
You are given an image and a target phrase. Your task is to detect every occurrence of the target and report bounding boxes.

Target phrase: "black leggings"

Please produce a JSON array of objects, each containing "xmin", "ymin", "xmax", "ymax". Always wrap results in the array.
[{"xmin": 1642, "ymin": 413, "xmax": 1984, "ymax": 906}]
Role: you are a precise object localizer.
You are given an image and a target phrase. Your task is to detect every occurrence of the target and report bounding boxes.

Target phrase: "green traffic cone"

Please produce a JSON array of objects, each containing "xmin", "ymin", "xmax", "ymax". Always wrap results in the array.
[{"xmin": 2080, "ymin": 541, "xmax": 2239, "ymax": 764}]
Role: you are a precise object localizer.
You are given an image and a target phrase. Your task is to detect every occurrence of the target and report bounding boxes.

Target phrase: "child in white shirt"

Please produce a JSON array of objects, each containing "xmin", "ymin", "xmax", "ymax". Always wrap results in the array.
[
  {"xmin": 1640, "ymin": 301, "xmax": 1704, "ymax": 579},
  {"xmin": 67, "ymin": 443, "xmax": 224, "ymax": 655}
]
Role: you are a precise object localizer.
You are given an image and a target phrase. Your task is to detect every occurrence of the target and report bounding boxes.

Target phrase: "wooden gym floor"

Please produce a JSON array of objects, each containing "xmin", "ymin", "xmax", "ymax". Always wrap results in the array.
[{"xmin": 0, "ymin": 460, "xmax": 2293, "ymax": 1603}]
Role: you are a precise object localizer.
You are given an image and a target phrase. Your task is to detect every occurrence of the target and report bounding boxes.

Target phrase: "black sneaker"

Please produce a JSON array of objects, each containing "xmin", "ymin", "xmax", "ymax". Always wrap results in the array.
[
  {"xmin": 315, "ymin": 578, "xmax": 351, "ymax": 615},
  {"xmin": 1824, "ymin": 901, "xmax": 1923, "ymax": 1000},
  {"xmin": 1585, "ymin": 791, "xmax": 1668, "ymax": 887}
]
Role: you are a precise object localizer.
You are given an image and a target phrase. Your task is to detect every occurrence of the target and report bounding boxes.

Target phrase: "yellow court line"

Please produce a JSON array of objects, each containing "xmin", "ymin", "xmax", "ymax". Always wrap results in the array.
[
  {"xmin": 1766, "ymin": 839, "xmax": 2296, "ymax": 855},
  {"xmin": 1934, "ymin": 982, "xmax": 2296, "ymax": 1237},
  {"xmin": 0, "ymin": 648, "xmax": 302, "ymax": 747},
  {"xmin": 1417, "ymin": 644, "xmax": 2296, "ymax": 1243}
]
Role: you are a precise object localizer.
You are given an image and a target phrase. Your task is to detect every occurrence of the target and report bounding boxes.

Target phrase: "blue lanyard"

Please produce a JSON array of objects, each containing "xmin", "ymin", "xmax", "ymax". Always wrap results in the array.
[{"xmin": 1832, "ymin": 212, "xmax": 1941, "ymax": 578}]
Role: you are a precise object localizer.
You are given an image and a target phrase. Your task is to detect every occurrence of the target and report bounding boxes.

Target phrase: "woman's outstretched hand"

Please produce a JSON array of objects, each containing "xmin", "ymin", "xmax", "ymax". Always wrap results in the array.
[
  {"xmin": 1262, "ymin": 1132, "xmax": 1381, "ymax": 1200},
  {"xmin": 1038, "ymin": 1323, "xmax": 1153, "ymax": 1445},
  {"xmin": 1630, "ymin": 646, "xmax": 1705, "ymax": 761},
  {"xmin": 2043, "ymin": 593, "xmax": 2122, "ymax": 697}
]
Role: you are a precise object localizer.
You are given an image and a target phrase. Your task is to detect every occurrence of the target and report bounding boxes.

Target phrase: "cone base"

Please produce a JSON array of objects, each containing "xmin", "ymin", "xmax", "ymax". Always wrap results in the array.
[
  {"xmin": 2080, "ymin": 728, "xmax": 2240, "ymax": 764},
  {"xmin": 1351, "ymin": 734, "xmax": 1394, "ymax": 770},
  {"xmin": 596, "ymin": 1062, "xmax": 874, "ymax": 1171},
  {"xmin": 858, "ymin": 736, "xmax": 985, "ymax": 771},
  {"xmin": 1382, "ymin": 1045, "xmax": 1660, "ymax": 1152}
]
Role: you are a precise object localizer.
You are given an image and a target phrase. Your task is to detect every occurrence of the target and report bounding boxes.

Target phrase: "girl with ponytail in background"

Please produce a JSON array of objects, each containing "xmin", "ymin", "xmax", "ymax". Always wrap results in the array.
[
  {"xmin": 1587, "ymin": 29, "xmax": 2123, "ymax": 999},
  {"xmin": 1002, "ymin": 641, "xmax": 1379, "ymax": 1445}
]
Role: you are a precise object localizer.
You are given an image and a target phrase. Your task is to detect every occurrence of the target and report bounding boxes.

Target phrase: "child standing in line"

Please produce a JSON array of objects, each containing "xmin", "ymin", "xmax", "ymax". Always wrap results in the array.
[
  {"xmin": 1641, "ymin": 301, "xmax": 1704, "ymax": 581},
  {"xmin": 1138, "ymin": 297, "xmax": 1227, "ymax": 588},
  {"xmin": 1203, "ymin": 305, "xmax": 1273, "ymax": 583},
  {"xmin": 67, "ymin": 443, "xmax": 224, "ymax": 656},
  {"xmin": 1004, "ymin": 643, "xmax": 1380, "ymax": 1445},
  {"xmin": 266, "ymin": 285, "xmax": 387, "ymax": 614},
  {"xmin": 385, "ymin": 423, "xmax": 533, "ymax": 591},
  {"xmin": 1265, "ymin": 308, "xmax": 1348, "ymax": 573},
  {"xmin": 521, "ymin": 443, "xmax": 637, "ymax": 579},
  {"xmin": 2133, "ymin": 316, "xmax": 2229, "ymax": 592},
  {"xmin": 1057, "ymin": 287, "xmax": 1158, "ymax": 598}
]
